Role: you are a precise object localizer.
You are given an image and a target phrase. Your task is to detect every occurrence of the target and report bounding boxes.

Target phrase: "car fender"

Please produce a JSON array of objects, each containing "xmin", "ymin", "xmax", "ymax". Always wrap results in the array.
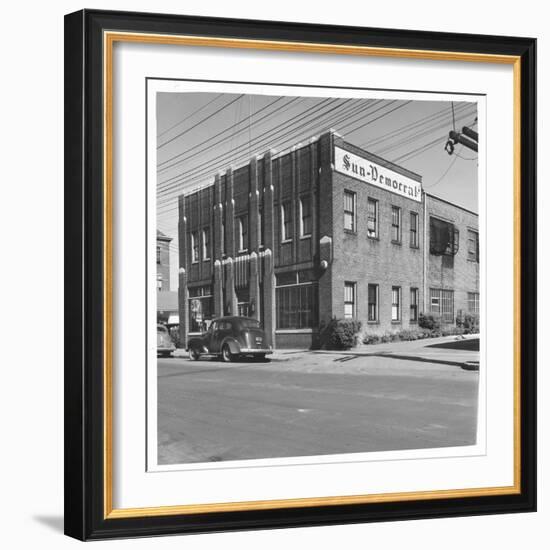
[
  {"xmin": 221, "ymin": 337, "xmax": 241, "ymax": 354},
  {"xmin": 187, "ymin": 337, "xmax": 206, "ymax": 352}
]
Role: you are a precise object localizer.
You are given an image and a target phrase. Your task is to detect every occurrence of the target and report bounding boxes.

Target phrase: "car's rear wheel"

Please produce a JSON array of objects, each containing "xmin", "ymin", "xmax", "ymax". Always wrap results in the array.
[
  {"xmin": 189, "ymin": 347, "xmax": 200, "ymax": 361},
  {"xmin": 222, "ymin": 344, "xmax": 235, "ymax": 363}
]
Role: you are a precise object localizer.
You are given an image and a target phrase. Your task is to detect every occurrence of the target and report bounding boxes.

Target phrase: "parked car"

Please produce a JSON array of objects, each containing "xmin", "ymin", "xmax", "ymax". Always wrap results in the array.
[
  {"xmin": 187, "ymin": 316, "xmax": 272, "ymax": 362},
  {"xmin": 157, "ymin": 324, "xmax": 175, "ymax": 357}
]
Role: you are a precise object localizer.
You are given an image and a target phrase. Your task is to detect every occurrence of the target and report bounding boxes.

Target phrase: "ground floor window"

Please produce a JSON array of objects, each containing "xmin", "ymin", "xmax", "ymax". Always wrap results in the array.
[
  {"xmin": 410, "ymin": 287, "xmax": 419, "ymax": 322},
  {"xmin": 467, "ymin": 292, "xmax": 480, "ymax": 314},
  {"xmin": 237, "ymin": 303, "xmax": 249, "ymax": 316},
  {"xmin": 430, "ymin": 288, "xmax": 454, "ymax": 322},
  {"xmin": 275, "ymin": 271, "xmax": 317, "ymax": 329},
  {"xmin": 188, "ymin": 285, "xmax": 213, "ymax": 332},
  {"xmin": 344, "ymin": 282, "xmax": 356, "ymax": 319},
  {"xmin": 391, "ymin": 286, "xmax": 401, "ymax": 321},
  {"xmin": 368, "ymin": 284, "xmax": 378, "ymax": 322},
  {"xmin": 236, "ymin": 287, "xmax": 250, "ymax": 317}
]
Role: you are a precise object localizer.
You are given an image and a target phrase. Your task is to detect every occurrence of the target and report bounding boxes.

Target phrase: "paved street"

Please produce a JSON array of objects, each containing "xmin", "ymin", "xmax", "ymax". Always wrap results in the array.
[{"xmin": 157, "ymin": 341, "xmax": 479, "ymax": 465}]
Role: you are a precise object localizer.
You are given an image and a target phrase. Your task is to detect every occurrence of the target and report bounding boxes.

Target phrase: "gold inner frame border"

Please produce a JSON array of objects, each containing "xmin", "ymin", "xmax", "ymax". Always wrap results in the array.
[{"xmin": 102, "ymin": 30, "xmax": 522, "ymax": 519}]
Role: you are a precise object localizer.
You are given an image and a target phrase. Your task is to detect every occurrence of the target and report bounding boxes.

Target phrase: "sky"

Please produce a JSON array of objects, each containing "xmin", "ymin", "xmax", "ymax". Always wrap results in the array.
[{"xmin": 155, "ymin": 92, "xmax": 479, "ymax": 291}]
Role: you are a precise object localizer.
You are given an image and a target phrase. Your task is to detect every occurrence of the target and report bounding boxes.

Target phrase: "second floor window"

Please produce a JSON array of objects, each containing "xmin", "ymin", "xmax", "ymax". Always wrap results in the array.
[
  {"xmin": 367, "ymin": 198, "xmax": 378, "ymax": 238},
  {"xmin": 202, "ymin": 228, "xmax": 210, "ymax": 260},
  {"xmin": 430, "ymin": 217, "xmax": 459, "ymax": 256},
  {"xmin": 237, "ymin": 215, "xmax": 248, "ymax": 252},
  {"xmin": 344, "ymin": 190, "xmax": 356, "ymax": 232},
  {"xmin": 300, "ymin": 196, "xmax": 312, "ymax": 237},
  {"xmin": 156, "ymin": 245, "xmax": 161, "ymax": 264},
  {"xmin": 191, "ymin": 231, "xmax": 199, "ymax": 263},
  {"xmin": 467, "ymin": 229, "xmax": 479, "ymax": 262},
  {"xmin": 391, "ymin": 206, "xmax": 401, "ymax": 243},
  {"xmin": 258, "ymin": 207, "xmax": 264, "ymax": 247},
  {"xmin": 281, "ymin": 201, "xmax": 292, "ymax": 242},
  {"xmin": 410, "ymin": 211, "xmax": 419, "ymax": 247}
]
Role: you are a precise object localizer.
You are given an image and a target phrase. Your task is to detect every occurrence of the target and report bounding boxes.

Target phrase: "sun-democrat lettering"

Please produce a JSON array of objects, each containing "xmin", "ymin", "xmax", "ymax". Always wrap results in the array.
[{"xmin": 334, "ymin": 146, "xmax": 422, "ymax": 202}]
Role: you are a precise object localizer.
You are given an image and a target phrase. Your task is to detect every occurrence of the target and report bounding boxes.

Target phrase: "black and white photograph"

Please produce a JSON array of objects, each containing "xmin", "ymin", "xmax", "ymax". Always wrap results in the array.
[
  {"xmin": 0, "ymin": 0, "xmax": 542, "ymax": 545},
  {"xmin": 150, "ymin": 84, "xmax": 483, "ymax": 468}
]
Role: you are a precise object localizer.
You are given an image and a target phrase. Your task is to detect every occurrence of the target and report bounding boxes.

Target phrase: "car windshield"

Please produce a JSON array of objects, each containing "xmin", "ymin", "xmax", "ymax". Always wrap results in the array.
[{"xmin": 239, "ymin": 318, "xmax": 261, "ymax": 329}]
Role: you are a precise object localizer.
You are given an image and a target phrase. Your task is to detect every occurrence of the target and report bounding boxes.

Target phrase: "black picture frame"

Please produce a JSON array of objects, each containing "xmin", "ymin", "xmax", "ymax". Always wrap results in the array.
[{"xmin": 64, "ymin": 8, "xmax": 536, "ymax": 541}]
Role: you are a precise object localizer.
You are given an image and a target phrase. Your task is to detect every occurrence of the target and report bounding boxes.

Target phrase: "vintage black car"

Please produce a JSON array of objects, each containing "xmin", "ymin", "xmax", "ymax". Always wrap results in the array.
[
  {"xmin": 157, "ymin": 324, "xmax": 175, "ymax": 357},
  {"xmin": 187, "ymin": 316, "xmax": 272, "ymax": 362}
]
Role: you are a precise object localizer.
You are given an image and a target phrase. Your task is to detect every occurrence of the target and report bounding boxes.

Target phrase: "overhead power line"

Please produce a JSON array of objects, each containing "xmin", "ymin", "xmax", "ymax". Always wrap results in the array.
[
  {"xmin": 344, "ymin": 100, "xmax": 412, "ymax": 136},
  {"xmin": 376, "ymin": 107, "xmax": 476, "ymax": 158},
  {"xmin": 155, "ymin": 98, "xmax": 389, "ymax": 205},
  {"xmin": 156, "ymin": 99, "xmax": 419, "ymax": 215},
  {"xmin": 157, "ymin": 96, "xmax": 300, "ymax": 174},
  {"xmin": 368, "ymin": 105, "xmax": 473, "ymax": 156},
  {"xmin": 424, "ymin": 153, "xmax": 459, "ymax": 190},
  {"xmin": 156, "ymin": 97, "xmax": 363, "ymax": 195},
  {"xmin": 157, "ymin": 101, "xmax": 474, "ymax": 206},
  {"xmin": 157, "ymin": 93, "xmax": 224, "ymax": 141},
  {"xmin": 360, "ymin": 103, "xmax": 470, "ymax": 149},
  {"xmin": 155, "ymin": 99, "xmax": 477, "ymax": 221},
  {"xmin": 157, "ymin": 94, "xmax": 244, "ymax": 150}
]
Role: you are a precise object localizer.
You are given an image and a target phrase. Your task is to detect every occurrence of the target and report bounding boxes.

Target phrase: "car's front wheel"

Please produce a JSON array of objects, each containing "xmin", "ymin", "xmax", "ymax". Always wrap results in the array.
[
  {"xmin": 188, "ymin": 347, "xmax": 200, "ymax": 361},
  {"xmin": 221, "ymin": 344, "xmax": 235, "ymax": 363}
]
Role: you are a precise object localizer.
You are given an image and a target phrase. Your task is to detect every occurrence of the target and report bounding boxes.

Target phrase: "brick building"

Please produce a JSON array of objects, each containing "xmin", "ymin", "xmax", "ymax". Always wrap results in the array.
[
  {"xmin": 156, "ymin": 230, "xmax": 172, "ymax": 291},
  {"xmin": 177, "ymin": 130, "xmax": 479, "ymax": 349},
  {"xmin": 156, "ymin": 230, "xmax": 178, "ymax": 324}
]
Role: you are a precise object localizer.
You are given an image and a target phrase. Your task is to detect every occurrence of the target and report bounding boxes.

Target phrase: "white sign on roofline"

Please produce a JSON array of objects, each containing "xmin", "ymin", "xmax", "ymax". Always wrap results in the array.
[{"xmin": 334, "ymin": 146, "xmax": 422, "ymax": 202}]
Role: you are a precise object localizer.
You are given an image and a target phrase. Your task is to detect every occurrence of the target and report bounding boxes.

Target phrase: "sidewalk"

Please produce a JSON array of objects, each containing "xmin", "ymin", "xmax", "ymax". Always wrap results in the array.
[
  {"xmin": 173, "ymin": 334, "xmax": 480, "ymax": 369},
  {"xmin": 318, "ymin": 334, "xmax": 480, "ymax": 369}
]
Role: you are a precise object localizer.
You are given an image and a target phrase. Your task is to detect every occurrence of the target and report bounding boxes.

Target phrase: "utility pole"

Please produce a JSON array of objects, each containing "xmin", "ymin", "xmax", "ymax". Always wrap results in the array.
[{"xmin": 445, "ymin": 125, "xmax": 478, "ymax": 155}]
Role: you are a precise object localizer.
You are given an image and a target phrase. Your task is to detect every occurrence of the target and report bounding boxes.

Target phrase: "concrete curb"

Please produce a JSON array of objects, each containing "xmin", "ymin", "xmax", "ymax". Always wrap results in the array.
[
  {"xmin": 310, "ymin": 350, "xmax": 478, "ymax": 370},
  {"xmin": 461, "ymin": 361, "xmax": 480, "ymax": 371},
  {"xmin": 369, "ymin": 352, "xmax": 467, "ymax": 368},
  {"xmin": 170, "ymin": 347, "xmax": 479, "ymax": 370}
]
